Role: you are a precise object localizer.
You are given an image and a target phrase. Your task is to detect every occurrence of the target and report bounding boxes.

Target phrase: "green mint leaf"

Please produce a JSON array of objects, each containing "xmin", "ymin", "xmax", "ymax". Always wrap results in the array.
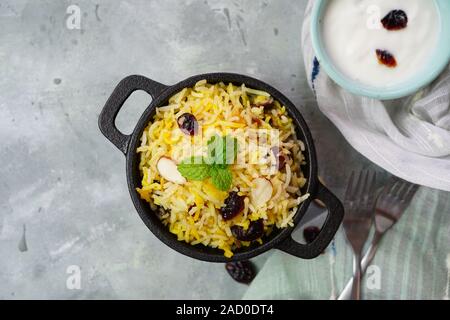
[
  {"xmin": 210, "ymin": 167, "xmax": 232, "ymax": 191},
  {"xmin": 178, "ymin": 137, "xmax": 237, "ymax": 189},
  {"xmin": 177, "ymin": 156, "xmax": 211, "ymax": 181}
]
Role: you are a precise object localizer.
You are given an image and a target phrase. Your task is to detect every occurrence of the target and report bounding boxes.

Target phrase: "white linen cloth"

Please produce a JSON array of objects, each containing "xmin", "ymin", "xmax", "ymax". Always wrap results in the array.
[{"xmin": 302, "ymin": 1, "xmax": 450, "ymax": 191}]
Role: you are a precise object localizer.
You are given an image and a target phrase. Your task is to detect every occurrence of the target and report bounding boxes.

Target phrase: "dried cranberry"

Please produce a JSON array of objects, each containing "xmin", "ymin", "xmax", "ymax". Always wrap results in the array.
[
  {"xmin": 381, "ymin": 10, "xmax": 408, "ymax": 31},
  {"xmin": 177, "ymin": 113, "xmax": 198, "ymax": 136},
  {"xmin": 220, "ymin": 192, "xmax": 245, "ymax": 220},
  {"xmin": 231, "ymin": 219, "xmax": 264, "ymax": 241},
  {"xmin": 376, "ymin": 49, "xmax": 397, "ymax": 68},
  {"xmin": 225, "ymin": 261, "xmax": 256, "ymax": 284},
  {"xmin": 303, "ymin": 226, "xmax": 321, "ymax": 244},
  {"xmin": 252, "ymin": 117, "xmax": 263, "ymax": 126},
  {"xmin": 271, "ymin": 146, "xmax": 287, "ymax": 170},
  {"xmin": 278, "ymin": 155, "xmax": 287, "ymax": 170}
]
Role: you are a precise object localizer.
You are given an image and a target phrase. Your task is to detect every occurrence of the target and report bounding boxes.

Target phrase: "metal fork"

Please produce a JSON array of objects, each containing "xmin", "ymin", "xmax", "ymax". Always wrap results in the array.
[
  {"xmin": 343, "ymin": 170, "xmax": 377, "ymax": 300},
  {"xmin": 338, "ymin": 178, "xmax": 419, "ymax": 300}
]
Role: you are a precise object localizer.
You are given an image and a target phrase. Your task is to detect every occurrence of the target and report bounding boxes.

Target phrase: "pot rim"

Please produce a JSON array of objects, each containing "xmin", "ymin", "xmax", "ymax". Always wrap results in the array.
[{"xmin": 126, "ymin": 73, "xmax": 318, "ymax": 262}]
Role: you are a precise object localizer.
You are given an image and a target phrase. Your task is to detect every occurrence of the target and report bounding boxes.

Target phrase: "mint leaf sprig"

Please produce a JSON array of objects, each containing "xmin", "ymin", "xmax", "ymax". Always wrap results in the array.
[{"xmin": 177, "ymin": 135, "xmax": 238, "ymax": 191}]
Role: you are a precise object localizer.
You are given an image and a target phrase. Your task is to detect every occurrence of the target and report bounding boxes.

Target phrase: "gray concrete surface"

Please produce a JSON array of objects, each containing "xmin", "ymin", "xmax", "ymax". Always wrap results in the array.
[{"xmin": 0, "ymin": 0, "xmax": 377, "ymax": 299}]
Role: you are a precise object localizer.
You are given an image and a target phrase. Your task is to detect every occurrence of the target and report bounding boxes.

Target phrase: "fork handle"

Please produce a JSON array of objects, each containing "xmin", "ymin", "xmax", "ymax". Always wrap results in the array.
[
  {"xmin": 339, "ymin": 232, "xmax": 382, "ymax": 300},
  {"xmin": 351, "ymin": 253, "xmax": 362, "ymax": 300}
]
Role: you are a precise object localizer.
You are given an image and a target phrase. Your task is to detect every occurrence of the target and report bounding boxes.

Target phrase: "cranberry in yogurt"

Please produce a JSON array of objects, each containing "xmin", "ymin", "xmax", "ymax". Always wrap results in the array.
[{"xmin": 321, "ymin": 0, "xmax": 440, "ymax": 87}]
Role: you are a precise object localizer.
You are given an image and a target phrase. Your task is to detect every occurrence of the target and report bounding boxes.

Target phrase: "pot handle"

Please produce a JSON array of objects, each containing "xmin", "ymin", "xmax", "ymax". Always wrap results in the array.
[
  {"xmin": 98, "ymin": 75, "xmax": 168, "ymax": 155},
  {"xmin": 275, "ymin": 183, "xmax": 344, "ymax": 259}
]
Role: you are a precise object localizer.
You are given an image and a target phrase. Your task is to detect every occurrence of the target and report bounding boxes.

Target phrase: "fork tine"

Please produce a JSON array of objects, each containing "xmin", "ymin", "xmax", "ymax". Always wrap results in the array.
[
  {"xmin": 396, "ymin": 181, "xmax": 409, "ymax": 198},
  {"xmin": 389, "ymin": 180, "xmax": 401, "ymax": 196},
  {"xmin": 372, "ymin": 172, "xmax": 377, "ymax": 192},
  {"xmin": 403, "ymin": 184, "xmax": 419, "ymax": 202},
  {"xmin": 397, "ymin": 181, "xmax": 410, "ymax": 199},
  {"xmin": 363, "ymin": 171, "xmax": 377, "ymax": 215},
  {"xmin": 369, "ymin": 172, "xmax": 377, "ymax": 200},
  {"xmin": 362, "ymin": 170, "xmax": 371, "ymax": 197},
  {"xmin": 354, "ymin": 170, "xmax": 366, "ymax": 199},
  {"xmin": 377, "ymin": 176, "xmax": 393, "ymax": 198},
  {"xmin": 344, "ymin": 171, "xmax": 356, "ymax": 202}
]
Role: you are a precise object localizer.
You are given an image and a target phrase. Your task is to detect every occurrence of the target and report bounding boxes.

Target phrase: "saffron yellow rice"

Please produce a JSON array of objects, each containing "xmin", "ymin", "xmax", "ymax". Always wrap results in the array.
[{"xmin": 136, "ymin": 80, "xmax": 309, "ymax": 257}]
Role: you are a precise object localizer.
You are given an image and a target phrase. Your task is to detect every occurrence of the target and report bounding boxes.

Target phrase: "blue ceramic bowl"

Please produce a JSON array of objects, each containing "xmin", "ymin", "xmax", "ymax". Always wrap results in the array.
[{"xmin": 310, "ymin": 0, "xmax": 450, "ymax": 100}]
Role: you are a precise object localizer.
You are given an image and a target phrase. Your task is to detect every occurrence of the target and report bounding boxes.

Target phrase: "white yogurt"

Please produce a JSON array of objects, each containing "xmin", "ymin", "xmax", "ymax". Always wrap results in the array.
[{"xmin": 321, "ymin": 0, "xmax": 440, "ymax": 87}]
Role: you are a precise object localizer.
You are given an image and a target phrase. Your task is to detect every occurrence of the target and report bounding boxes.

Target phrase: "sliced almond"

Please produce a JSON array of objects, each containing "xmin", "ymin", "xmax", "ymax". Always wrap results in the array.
[
  {"xmin": 157, "ymin": 157, "xmax": 186, "ymax": 185},
  {"xmin": 251, "ymin": 177, "xmax": 273, "ymax": 208}
]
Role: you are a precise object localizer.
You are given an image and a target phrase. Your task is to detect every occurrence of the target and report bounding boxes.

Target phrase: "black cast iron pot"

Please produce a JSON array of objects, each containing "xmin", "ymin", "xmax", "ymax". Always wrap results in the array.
[{"xmin": 99, "ymin": 73, "xmax": 344, "ymax": 262}]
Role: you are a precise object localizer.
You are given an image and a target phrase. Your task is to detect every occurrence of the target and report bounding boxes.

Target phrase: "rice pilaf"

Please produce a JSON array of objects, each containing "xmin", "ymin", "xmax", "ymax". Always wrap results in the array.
[{"xmin": 136, "ymin": 80, "xmax": 309, "ymax": 257}]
